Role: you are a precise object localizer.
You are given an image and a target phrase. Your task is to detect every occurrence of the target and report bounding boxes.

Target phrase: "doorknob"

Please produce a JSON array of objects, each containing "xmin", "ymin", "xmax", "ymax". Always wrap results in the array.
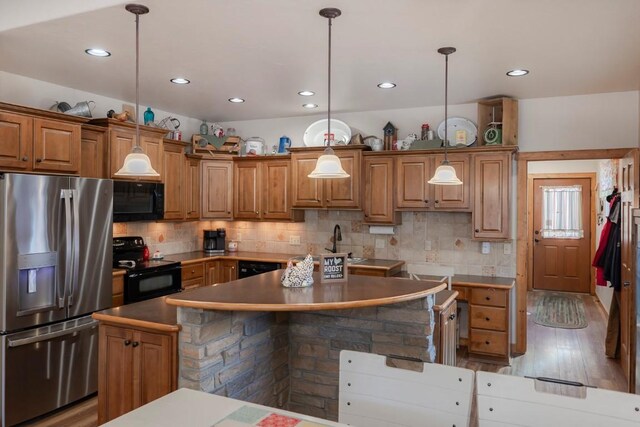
[
  {"xmin": 623, "ymin": 281, "xmax": 631, "ymax": 288},
  {"xmin": 534, "ymin": 230, "xmax": 540, "ymax": 235}
]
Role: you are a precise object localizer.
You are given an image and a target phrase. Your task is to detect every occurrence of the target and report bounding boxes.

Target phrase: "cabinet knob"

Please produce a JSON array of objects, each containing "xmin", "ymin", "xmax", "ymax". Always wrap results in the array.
[
  {"xmin": 124, "ymin": 340, "xmax": 131, "ymax": 346},
  {"xmin": 485, "ymin": 341, "xmax": 490, "ymax": 345},
  {"xmin": 227, "ymin": 211, "xmax": 231, "ymax": 214},
  {"xmin": 21, "ymin": 156, "xmax": 28, "ymax": 162},
  {"xmin": 624, "ymin": 281, "xmax": 631, "ymax": 288},
  {"xmin": 485, "ymin": 317, "xmax": 491, "ymax": 321},
  {"xmin": 36, "ymin": 158, "xmax": 42, "ymax": 163},
  {"xmin": 132, "ymin": 341, "xmax": 139, "ymax": 348},
  {"xmin": 191, "ymin": 270, "xmax": 195, "ymax": 273},
  {"xmin": 475, "ymin": 229, "xmax": 480, "ymax": 233},
  {"xmin": 485, "ymin": 296, "xmax": 491, "ymax": 301},
  {"xmin": 435, "ymin": 200, "xmax": 439, "ymax": 204},
  {"xmin": 424, "ymin": 200, "xmax": 429, "ymax": 203}
]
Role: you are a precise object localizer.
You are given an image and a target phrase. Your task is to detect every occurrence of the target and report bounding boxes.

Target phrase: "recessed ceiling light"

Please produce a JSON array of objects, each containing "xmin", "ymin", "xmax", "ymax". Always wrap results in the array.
[
  {"xmin": 377, "ymin": 82, "xmax": 396, "ymax": 89},
  {"xmin": 298, "ymin": 90, "xmax": 315, "ymax": 96},
  {"xmin": 170, "ymin": 77, "xmax": 190, "ymax": 84},
  {"xmin": 228, "ymin": 97, "xmax": 245, "ymax": 103},
  {"xmin": 303, "ymin": 103, "xmax": 318, "ymax": 109},
  {"xmin": 506, "ymin": 69, "xmax": 529, "ymax": 77},
  {"xmin": 85, "ymin": 48, "xmax": 111, "ymax": 57}
]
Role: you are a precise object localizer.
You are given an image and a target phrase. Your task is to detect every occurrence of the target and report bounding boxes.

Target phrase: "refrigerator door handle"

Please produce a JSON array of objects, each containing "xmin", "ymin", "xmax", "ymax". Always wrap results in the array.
[
  {"xmin": 69, "ymin": 189, "xmax": 80, "ymax": 307},
  {"xmin": 7, "ymin": 319, "xmax": 98, "ymax": 347},
  {"xmin": 60, "ymin": 189, "xmax": 73, "ymax": 309}
]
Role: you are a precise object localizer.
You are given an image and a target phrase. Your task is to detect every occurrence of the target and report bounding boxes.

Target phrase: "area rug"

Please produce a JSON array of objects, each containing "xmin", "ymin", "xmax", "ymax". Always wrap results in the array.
[{"xmin": 533, "ymin": 292, "xmax": 588, "ymax": 329}]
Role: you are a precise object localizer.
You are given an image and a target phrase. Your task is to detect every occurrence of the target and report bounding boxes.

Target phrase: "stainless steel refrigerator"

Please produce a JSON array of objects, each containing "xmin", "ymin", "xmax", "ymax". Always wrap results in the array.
[{"xmin": 0, "ymin": 173, "xmax": 113, "ymax": 426}]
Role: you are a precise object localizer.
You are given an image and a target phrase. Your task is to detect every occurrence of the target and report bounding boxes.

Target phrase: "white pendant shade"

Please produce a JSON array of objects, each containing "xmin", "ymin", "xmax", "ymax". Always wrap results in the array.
[
  {"xmin": 428, "ymin": 163, "xmax": 462, "ymax": 185},
  {"xmin": 308, "ymin": 147, "xmax": 349, "ymax": 178},
  {"xmin": 114, "ymin": 146, "xmax": 159, "ymax": 177}
]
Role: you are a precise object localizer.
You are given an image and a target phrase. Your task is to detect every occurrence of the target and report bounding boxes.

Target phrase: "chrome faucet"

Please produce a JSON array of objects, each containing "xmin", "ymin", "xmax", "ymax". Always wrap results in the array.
[{"xmin": 325, "ymin": 224, "xmax": 342, "ymax": 253}]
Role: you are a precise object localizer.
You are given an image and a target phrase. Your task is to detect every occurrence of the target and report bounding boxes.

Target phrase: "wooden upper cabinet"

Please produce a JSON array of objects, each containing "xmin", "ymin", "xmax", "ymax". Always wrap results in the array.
[
  {"xmin": 433, "ymin": 153, "xmax": 471, "ymax": 211},
  {"xmin": 291, "ymin": 147, "xmax": 363, "ymax": 209},
  {"xmin": 233, "ymin": 160, "xmax": 260, "ymax": 220},
  {"xmin": 364, "ymin": 156, "xmax": 398, "ymax": 224},
  {"xmin": 0, "ymin": 104, "xmax": 86, "ymax": 175},
  {"xmin": 0, "ymin": 111, "xmax": 31, "ymax": 171},
  {"xmin": 33, "ymin": 118, "xmax": 80, "ymax": 173},
  {"xmin": 233, "ymin": 157, "xmax": 302, "ymax": 221},
  {"xmin": 184, "ymin": 157, "xmax": 201, "ymax": 220},
  {"xmin": 291, "ymin": 152, "xmax": 324, "ymax": 208},
  {"xmin": 201, "ymin": 159, "xmax": 233, "ymax": 219},
  {"xmin": 81, "ymin": 126, "xmax": 107, "ymax": 178},
  {"xmin": 109, "ymin": 129, "xmax": 136, "ymax": 178},
  {"xmin": 140, "ymin": 134, "xmax": 163, "ymax": 182},
  {"xmin": 325, "ymin": 150, "xmax": 361, "ymax": 209},
  {"xmin": 162, "ymin": 141, "xmax": 185, "ymax": 220},
  {"xmin": 396, "ymin": 155, "xmax": 431, "ymax": 209},
  {"xmin": 261, "ymin": 159, "xmax": 292, "ymax": 220},
  {"xmin": 473, "ymin": 152, "xmax": 511, "ymax": 240}
]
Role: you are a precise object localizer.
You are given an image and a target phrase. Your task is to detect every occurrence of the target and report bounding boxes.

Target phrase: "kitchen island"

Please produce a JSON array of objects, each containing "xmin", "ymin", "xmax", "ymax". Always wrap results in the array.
[{"xmin": 165, "ymin": 270, "xmax": 445, "ymax": 421}]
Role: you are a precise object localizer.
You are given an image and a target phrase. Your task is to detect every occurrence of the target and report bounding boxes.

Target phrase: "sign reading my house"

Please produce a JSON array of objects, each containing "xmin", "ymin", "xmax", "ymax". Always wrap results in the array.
[{"xmin": 320, "ymin": 253, "xmax": 349, "ymax": 283}]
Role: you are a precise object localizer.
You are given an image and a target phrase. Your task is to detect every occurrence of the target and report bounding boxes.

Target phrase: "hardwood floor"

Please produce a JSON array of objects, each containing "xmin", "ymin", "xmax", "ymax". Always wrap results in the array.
[
  {"xmin": 457, "ymin": 290, "xmax": 628, "ymax": 395},
  {"xmin": 21, "ymin": 395, "xmax": 97, "ymax": 427}
]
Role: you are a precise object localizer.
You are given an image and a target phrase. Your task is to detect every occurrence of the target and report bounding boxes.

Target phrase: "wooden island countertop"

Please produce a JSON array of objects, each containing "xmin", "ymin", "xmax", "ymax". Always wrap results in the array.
[{"xmin": 165, "ymin": 269, "xmax": 445, "ymax": 311}]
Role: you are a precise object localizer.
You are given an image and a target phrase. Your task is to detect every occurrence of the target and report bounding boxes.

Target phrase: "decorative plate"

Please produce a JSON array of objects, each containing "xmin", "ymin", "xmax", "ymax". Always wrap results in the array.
[
  {"xmin": 303, "ymin": 119, "xmax": 352, "ymax": 147},
  {"xmin": 437, "ymin": 117, "xmax": 478, "ymax": 146}
]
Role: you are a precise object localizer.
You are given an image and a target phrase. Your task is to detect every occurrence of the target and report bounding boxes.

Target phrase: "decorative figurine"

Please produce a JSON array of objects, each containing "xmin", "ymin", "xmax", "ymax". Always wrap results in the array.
[{"xmin": 383, "ymin": 121, "xmax": 398, "ymax": 151}]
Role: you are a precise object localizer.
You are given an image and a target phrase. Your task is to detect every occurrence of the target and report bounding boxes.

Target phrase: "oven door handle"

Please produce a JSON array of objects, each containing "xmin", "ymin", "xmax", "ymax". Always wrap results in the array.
[{"xmin": 7, "ymin": 320, "xmax": 98, "ymax": 348}]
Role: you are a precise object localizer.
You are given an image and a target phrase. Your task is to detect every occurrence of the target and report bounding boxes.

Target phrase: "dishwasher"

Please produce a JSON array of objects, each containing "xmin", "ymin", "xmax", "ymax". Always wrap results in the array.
[{"xmin": 238, "ymin": 260, "xmax": 282, "ymax": 278}]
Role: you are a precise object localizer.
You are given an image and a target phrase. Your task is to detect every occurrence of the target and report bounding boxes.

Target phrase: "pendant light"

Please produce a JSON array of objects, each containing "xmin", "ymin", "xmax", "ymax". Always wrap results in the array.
[
  {"xmin": 115, "ymin": 4, "xmax": 159, "ymax": 177},
  {"xmin": 308, "ymin": 8, "xmax": 349, "ymax": 179},
  {"xmin": 428, "ymin": 47, "xmax": 462, "ymax": 186}
]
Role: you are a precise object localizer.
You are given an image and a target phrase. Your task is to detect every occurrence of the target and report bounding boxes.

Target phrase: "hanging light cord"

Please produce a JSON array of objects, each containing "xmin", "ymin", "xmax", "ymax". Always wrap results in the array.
[
  {"xmin": 134, "ymin": 10, "xmax": 141, "ymax": 150},
  {"xmin": 326, "ymin": 15, "xmax": 332, "ymax": 149},
  {"xmin": 443, "ymin": 50, "xmax": 449, "ymax": 164}
]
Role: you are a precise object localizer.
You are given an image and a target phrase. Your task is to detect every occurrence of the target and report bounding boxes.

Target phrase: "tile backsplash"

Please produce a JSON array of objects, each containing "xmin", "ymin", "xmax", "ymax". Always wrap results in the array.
[{"xmin": 114, "ymin": 211, "xmax": 515, "ymax": 277}]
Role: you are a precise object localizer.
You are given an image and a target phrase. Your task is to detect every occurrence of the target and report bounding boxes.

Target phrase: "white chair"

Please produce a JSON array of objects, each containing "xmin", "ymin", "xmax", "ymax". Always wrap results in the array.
[
  {"xmin": 339, "ymin": 350, "xmax": 474, "ymax": 427},
  {"xmin": 476, "ymin": 371, "xmax": 640, "ymax": 426},
  {"xmin": 407, "ymin": 263, "xmax": 455, "ymax": 290}
]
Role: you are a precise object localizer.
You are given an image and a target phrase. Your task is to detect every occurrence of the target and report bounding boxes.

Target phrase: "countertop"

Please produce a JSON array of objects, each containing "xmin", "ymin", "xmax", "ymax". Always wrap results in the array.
[
  {"xmin": 434, "ymin": 290, "xmax": 459, "ymax": 311},
  {"xmin": 166, "ymin": 250, "xmax": 404, "ymax": 272},
  {"xmin": 166, "ymin": 270, "xmax": 445, "ymax": 311},
  {"xmin": 396, "ymin": 272, "xmax": 514, "ymax": 289},
  {"xmin": 92, "ymin": 296, "xmax": 179, "ymax": 332}
]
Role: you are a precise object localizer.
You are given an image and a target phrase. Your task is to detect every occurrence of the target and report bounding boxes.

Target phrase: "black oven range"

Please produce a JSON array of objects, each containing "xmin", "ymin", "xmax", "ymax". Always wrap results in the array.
[{"xmin": 113, "ymin": 236, "xmax": 182, "ymax": 304}]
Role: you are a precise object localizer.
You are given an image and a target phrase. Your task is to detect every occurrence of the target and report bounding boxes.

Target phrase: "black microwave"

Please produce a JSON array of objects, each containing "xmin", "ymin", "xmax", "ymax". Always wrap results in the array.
[{"xmin": 113, "ymin": 181, "xmax": 164, "ymax": 222}]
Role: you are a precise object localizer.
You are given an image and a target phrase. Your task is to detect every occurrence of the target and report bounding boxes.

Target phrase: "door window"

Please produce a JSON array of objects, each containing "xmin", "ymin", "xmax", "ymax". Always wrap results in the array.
[{"xmin": 540, "ymin": 185, "xmax": 584, "ymax": 239}]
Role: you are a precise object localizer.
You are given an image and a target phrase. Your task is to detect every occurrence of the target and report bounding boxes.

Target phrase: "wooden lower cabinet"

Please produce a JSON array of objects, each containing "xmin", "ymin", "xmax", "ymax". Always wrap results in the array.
[
  {"xmin": 181, "ymin": 261, "xmax": 206, "ymax": 290},
  {"xmin": 433, "ymin": 291, "xmax": 457, "ymax": 366},
  {"xmin": 220, "ymin": 260, "xmax": 238, "ymax": 282},
  {"xmin": 112, "ymin": 273, "xmax": 124, "ymax": 308},
  {"xmin": 467, "ymin": 287, "xmax": 510, "ymax": 361},
  {"xmin": 98, "ymin": 324, "xmax": 177, "ymax": 424},
  {"xmin": 182, "ymin": 260, "xmax": 237, "ymax": 287}
]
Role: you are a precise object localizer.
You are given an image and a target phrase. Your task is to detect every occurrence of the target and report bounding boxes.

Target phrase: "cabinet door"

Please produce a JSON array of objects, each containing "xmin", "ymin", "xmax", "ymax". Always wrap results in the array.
[
  {"xmin": 140, "ymin": 134, "xmax": 163, "ymax": 182},
  {"xmin": 291, "ymin": 153, "xmax": 324, "ymax": 208},
  {"xmin": 433, "ymin": 153, "xmax": 471, "ymax": 211},
  {"xmin": 220, "ymin": 260, "xmax": 237, "ymax": 282},
  {"xmin": 396, "ymin": 155, "xmax": 430, "ymax": 209},
  {"xmin": 262, "ymin": 159, "xmax": 292, "ymax": 220},
  {"xmin": 364, "ymin": 156, "xmax": 397, "ymax": 224},
  {"xmin": 33, "ymin": 118, "xmax": 80, "ymax": 173},
  {"xmin": 185, "ymin": 157, "xmax": 201, "ymax": 220},
  {"xmin": 98, "ymin": 325, "xmax": 134, "ymax": 424},
  {"xmin": 0, "ymin": 111, "xmax": 31, "ymax": 171},
  {"xmin": 163, "ymin": 142, "xmax": 185, "ymax": 220},
  {"xmin": 325, "ymin": 150, "xmax": 361, "ymax": 209},
  {"xmin": 201, "ymin": 160, "xmax": 233, "ymax": 219},
  {"xmin": 205, "ymin": 260, "xmax": 220, "ymax": 285},
  {"xmin": 234, "ymin": 161, "xmax": 260, "ymax": 220},
  {"xmin": 133, "ymin": 330, "xmax": 174, "ymax": 408},
  {"xmin": 110, "ymin": 129, "xmax": 136, "ymax": 178},
  {"xmin": 112, "ymin": 274, "xmax": 124, "ymax": 308},
  {"xmin": 473, "ymin": 153, "xmax": 511, "ymax": 239},
  {"xmin": 439, "ymin": 301, "xmax": 457, "ymax": 366},
  {"xmin": 81, "ymin": 128, "xmax": 107, "ymax": 178}
]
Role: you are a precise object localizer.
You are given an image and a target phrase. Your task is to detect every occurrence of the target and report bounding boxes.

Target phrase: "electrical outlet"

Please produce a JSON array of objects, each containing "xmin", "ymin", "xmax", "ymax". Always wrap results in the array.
[
  {"xmin": 375, "ymin": 238, "xmax": 386, "ymax": 249},
  {"xmin": 424, "ymin": 240, "xmax": 432, "ymax": 251},
  {"xmin": 503, "ymin": 243, "xmax": 512, "ymax": 255},
  {"xmin": 236, "ymin": 232, "xmax": 242, "ymax": 242},
  {"xmin": 289, "ymin": 235, "xmax": 301, "ymax": 245}
]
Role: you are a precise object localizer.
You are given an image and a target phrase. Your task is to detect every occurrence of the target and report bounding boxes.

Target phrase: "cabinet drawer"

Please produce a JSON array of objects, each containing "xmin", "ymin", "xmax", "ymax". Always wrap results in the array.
[
  {"xmin": 470, "ymin": 305, "xmax": 507, "ymax": 331},
  {"xmin": 452, "ymin": 285, "xmax": 468, "ymax": 301},
  {"xmin": 182, "ymin": 263, "xmax": 204, "ymax": 281},
  {"xmin": 470, "ymin": 288, "xmax": 507, "ymax": 307},
  {"xmin": 182, "ymin": 278, "xmax": 203, "ymax": 290},
  {"xmin": 469, "ymin": 329, "xmax": 508, "ymax": 356}
]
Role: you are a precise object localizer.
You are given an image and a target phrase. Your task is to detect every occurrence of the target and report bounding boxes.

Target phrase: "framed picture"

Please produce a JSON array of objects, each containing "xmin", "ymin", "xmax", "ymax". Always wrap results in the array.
[{"xmin": 319, "ymin": 253, "xmax": 349, "ymax": 283}]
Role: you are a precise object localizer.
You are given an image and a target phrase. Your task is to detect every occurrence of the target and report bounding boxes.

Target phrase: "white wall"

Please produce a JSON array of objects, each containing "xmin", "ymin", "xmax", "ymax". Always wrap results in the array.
[{"xmin": 0, "ymin": 70, "xmax": 202, "ymax": 136}]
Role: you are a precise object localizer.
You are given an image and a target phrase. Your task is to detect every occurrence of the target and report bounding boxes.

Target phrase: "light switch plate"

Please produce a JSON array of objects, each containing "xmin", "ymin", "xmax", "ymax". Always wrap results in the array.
[
  {"xmin": 503, "ymin": 243, "xmax": 512, "ymax": 255},
  {"xmin": 481, "ymin": 241, "xmax": 491, "ymax": 254}
]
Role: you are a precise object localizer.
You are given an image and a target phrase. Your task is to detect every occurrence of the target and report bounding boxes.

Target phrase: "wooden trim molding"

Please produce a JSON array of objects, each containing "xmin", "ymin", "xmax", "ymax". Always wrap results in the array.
[{"xmin": 517, "ymin": 148, "xmax": 632, "ymax": 161}]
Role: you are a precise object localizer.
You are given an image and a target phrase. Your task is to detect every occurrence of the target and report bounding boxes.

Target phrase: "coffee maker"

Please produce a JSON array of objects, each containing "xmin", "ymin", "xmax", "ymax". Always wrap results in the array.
[{"xmin": 203, "ymin": 229, "xmax": 226, "ymax": 254}]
